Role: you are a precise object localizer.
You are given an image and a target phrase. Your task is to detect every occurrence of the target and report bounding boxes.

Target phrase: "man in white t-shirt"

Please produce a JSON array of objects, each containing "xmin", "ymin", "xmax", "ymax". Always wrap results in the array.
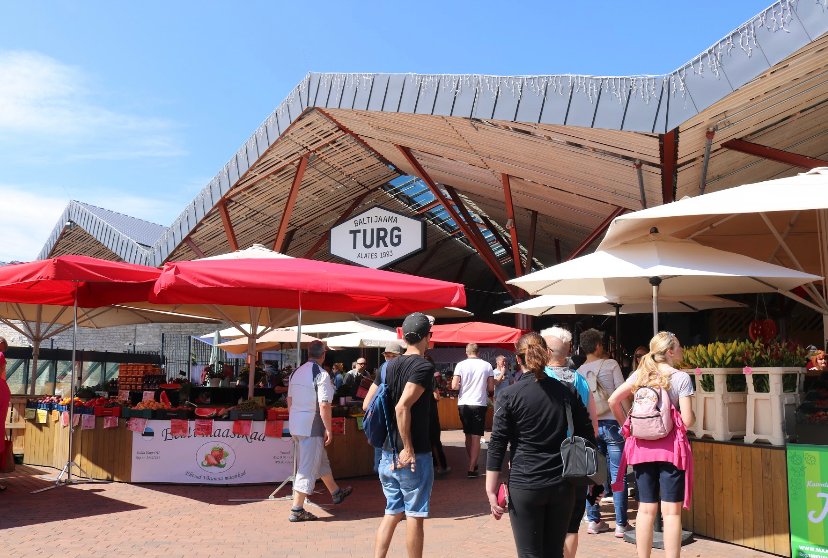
[
  {"xmin": 286, "ymin": 340, "xmax": 352, "ymax": 522},
  {"xmin": 451, "ymin": 343, "xmax": 493, "ymax": 478}
]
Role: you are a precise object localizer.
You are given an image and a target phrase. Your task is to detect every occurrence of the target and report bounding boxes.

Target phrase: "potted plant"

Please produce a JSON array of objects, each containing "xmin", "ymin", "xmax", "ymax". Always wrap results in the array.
[
  {"xmin": 681, "ymin": 340, "xmax": 749, "ymax": 441},
  {"xmin": 206, "ymin": 365, "xmax": 223, "ymax": 388}
]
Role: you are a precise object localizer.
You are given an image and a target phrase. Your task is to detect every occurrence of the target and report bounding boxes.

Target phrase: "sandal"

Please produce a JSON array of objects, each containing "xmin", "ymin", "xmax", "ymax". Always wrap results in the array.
[
  {"xmin": 332, "ymin": 486, "xmax": 352, "ymax": 504},
  {"xmin": 288, "ymin": 508, "xmax": 318, "ymax": 522}
]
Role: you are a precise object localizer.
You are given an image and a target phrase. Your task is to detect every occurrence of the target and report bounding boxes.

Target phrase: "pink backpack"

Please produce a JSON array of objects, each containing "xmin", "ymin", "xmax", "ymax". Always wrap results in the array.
[{"xmin": 629, "ymin": 383, "xmax": 674, "ymax": 440}]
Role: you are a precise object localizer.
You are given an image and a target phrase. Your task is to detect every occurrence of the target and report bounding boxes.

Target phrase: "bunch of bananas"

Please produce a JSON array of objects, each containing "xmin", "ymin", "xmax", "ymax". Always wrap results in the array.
[{"xmin": 681, "ymin": 340, "xmax": 748, "ymax": 368}]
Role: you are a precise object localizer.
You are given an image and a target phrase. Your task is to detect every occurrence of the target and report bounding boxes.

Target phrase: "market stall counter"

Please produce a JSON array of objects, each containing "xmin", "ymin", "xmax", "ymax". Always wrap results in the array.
[
  {"xmin": 436, "ymin": 392, "xmax": 493, "ymax": 431},
  {"xmin": 23, "ymin": 400, "xmax": 374, "ymax": 484}
]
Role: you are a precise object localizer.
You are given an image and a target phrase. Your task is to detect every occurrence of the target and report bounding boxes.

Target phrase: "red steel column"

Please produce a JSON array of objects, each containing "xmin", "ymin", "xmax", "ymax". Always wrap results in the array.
[
  {"xmin": 273, "ymin": 154, "xmax": 309, "ymax": 252},
  {"xmin": 501, "ymin": 173, "xmax": 523, "ymax": 276}
]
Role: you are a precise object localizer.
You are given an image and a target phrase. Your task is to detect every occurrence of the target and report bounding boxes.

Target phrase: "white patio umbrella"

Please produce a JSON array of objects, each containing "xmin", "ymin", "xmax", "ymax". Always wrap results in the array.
[
  {"xmin": 508, "ymin": 233, "xmax": 820, "ymax": 335},
  {"xmin": 200, "ymin": 324, "xmax": 268, "ymax": 340},
  {"xmin": 496, "ymin": 294, "xmax": 745, "ymax": 316},
  {"xmin": 598, "ymin": 167, "xmax": 828, "ymax": 338},
  {"xmin": 218, "ymin": 329, "xmax": 321, "ymax": 354},
  {"xmin": 284, "ymin": 320, "xmax": 394, "ymax": 337},
  {"xmin": 323, "ymin": 329, "xmax": 403, "ymax": 349}
]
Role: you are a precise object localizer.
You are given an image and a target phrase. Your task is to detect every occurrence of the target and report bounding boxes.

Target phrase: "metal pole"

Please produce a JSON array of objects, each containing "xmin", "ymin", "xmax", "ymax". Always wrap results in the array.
[
  {"xmin": 67, "ymin": 291, "xmax": 78, "ymax": 484},
  {"xmin": 296, "ymin": 295, "xmax": 303, "ymax": 369},
  {"xmin": 610, "ymin": 303, "xmax": 622, "ymax": 361},
  {"xmin": 649, "ymin": 277, "xmax": 662, "ymax": 336}
]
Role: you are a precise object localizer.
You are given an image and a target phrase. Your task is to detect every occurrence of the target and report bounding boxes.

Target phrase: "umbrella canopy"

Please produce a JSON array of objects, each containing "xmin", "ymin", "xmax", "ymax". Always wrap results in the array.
[
  {"xmin": 508, "ymin": 234, "xmax": 820, "ymax": 298},
  {"xmin": 284, "ymin": 320, "xmax": 394, "ymax": 336},
  {"xmin": 496, "ymin": 294, "xmax": 746, "ymax": 317},
  {"xmin": 597, "ymin": 167, "xmax": 828, "ymax": 322},
  {"xmin": 217, "ymin": 329, "xmax": 321, "ymax": 355},
  {"xmin": 151, "ymin": 257, "xmax": 466, "ymax": 315},
  {"xmin": 0, "ymin": 255, "xmax": 159, "ymax": 306},
  {"xmin": 405, "ymin": 321, "xmax": 524, "ymax": 348},
  {"xmin": 323, "ymin": 329, "xmax": 402, "ymax": 349},
  {"xmin": 200, "ymin": 324, "xmax": 269, "ymax": 340}
]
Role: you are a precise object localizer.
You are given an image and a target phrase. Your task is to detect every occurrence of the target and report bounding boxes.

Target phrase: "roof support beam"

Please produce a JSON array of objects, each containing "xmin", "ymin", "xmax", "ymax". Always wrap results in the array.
[
  {"xmin": 721, "ymin": 138, "xmax": 828, "ymax": 169},
  {"xmin": 525, "ymin": 210, "xmax": 538, "ymax": 272},
  {"xmin": 659, "ymin": 128, "xmax": 678, "ymax": 204},
  {"xmin": 416, "ymin": 200, "xmax": 441, "ymax": 214},
  {"xmin": 478, "ymin": 214, "xmax": 513, "ymax": 257},
  {"xmin": 567, "ymin": 206, "xmax": 625, "ymax": 261},
  {"xmin": 184, "ymin": 238, "xmax": 206, "ymax": 258},
  {"xmin": 554, "ymin": 238, "xmax": 562, "ymax": 264},
  {"xmin": 217, "ymin": 200, "xmax": 239, "ymax": 252},
  {"xmin": 395, "ymin": 145, "xmax": 518, "ymax": 295},
  {"xmin": 501, "ymin": 174, "xmax": 523, "ymax": 276},
  {"xmin": 303, "ymin": 188, "xmax": 374, "ymax": 259},
  {"xmin": 281, "ymin": 228, "xmax": 297, "ymax": 254},
  {"xmin": 274, "ymin": 154, "xmax": 309, "ymax": 252}
]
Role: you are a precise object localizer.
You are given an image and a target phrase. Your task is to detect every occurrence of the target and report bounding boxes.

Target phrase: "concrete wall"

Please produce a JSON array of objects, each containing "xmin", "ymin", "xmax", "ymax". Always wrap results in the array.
[{"xmin": 0, "ymin": 321, "xmax": 219, "ymax": 353}]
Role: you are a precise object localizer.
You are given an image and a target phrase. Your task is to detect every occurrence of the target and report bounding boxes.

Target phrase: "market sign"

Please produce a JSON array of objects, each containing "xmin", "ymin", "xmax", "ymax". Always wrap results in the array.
[
  {"xmin": 329, "ymin": 206, "xmax": 425, "ymax": 269},
  {"xmin": 788, "ymin": 444, "xmax": 828, "ymax": 558},
  {"xmin": 130, "ymin": 420, "xmax": 293, "ymax": 484}
]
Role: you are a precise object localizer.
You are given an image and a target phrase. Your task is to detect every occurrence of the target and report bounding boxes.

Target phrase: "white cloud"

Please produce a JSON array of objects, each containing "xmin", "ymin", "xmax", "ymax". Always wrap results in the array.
[
  {"xmin": 0, "ymin": 184, "xmax": 69, "ymax": 262},
  {"xmin": 0, "ymin": 51, "xmax": 186, "ymax": 160}
]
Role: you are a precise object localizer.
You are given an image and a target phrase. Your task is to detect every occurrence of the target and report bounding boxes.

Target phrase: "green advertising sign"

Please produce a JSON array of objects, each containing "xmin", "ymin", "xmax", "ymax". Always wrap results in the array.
[{"xmin": 789, "ymin": 444, "xmax": 828, "ymax": 558}]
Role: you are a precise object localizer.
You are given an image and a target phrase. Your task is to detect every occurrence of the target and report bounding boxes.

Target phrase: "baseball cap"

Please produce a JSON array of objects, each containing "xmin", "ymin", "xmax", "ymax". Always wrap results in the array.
[
  {"xmin": 402, "ymin": 312, "xmax": 432, "ymax": 344},
  {"xmin": 383, "ymin": 343, "xmax": 403, "ymax": 355}
]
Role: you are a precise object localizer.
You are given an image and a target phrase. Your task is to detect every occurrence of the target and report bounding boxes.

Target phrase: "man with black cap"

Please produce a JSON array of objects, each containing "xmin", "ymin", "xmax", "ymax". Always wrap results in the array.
[{"xmin": 366, "ymin": 312, "xmax": 435, "ymax": 558}]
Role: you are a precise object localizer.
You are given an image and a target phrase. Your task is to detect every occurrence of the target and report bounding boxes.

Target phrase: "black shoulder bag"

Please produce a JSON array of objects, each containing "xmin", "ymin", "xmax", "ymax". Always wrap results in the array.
[{"xmin": 560, "ymin": 398, "xmax": 608, "ymax": 486}]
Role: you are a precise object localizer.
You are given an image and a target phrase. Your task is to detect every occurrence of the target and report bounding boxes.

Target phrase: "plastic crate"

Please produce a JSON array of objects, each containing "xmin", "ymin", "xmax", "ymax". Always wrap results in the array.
[
  {"xmin": 229, "ymin": 409, "xmax": 265, "ymax": 421},
  {"xmin": 93, "ymin": 406, "xmax": 122, "ymax": 417},
  {"xmin": 123, "ymin": 408, "xmax": 153, "ymax": 419},
  {"xmin": 152, "ymin": 409, "xmax": 192, "ymax": 420},
  {"xmin": 267, "ymin": 408, "xmax": 289, "ymax": 421}
]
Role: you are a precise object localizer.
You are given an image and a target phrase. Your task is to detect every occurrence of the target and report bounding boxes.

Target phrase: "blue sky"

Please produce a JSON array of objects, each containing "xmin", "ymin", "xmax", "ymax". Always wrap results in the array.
[{"xmin": 0, "ymin": 0, "xmax": 771, "ymax": 262}]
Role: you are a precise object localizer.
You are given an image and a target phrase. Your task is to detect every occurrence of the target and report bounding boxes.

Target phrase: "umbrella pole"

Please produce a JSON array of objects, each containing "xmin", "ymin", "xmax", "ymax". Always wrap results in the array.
[
  {"xmin": 33, "ymin": 290, "xmax": 99, "ymax": 493},
  {"xmin": 610, "ymin": 303, "xmax": 622, "ymax": 361},
  {"xmin": 296, "ymin": 296, "xmax": 302, "ymax": 369},
  {"xmin": 247, "ymin": 311, "xmax": 259, "ymax": 399},
  {"xmin": 650, "ymin": 277, "xmax": 662, "ymax": 336}
]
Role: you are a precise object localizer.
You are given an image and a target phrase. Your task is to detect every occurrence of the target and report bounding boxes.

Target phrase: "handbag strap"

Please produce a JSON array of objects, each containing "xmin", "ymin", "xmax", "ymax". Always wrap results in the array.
[{"xmin": 564, "ymin": 397, "xmax": 575, "ymax": 439}]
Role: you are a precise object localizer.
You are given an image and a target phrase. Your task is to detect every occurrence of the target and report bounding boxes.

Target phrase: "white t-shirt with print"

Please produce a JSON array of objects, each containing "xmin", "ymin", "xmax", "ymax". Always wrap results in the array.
[
  {"xmin": 454, "ymin": 357, "xmax": 494, "ymax": 407},
  {"xmin": 626, "ymin": 367, "xmax": 694, "ymax": 408},
  {"xmin": 288, "ymin": 360, "xmax": 335, "ymax": 437}
]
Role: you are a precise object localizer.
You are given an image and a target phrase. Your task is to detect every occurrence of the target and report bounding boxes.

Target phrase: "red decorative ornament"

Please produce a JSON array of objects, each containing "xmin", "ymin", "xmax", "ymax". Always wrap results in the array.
[
  {"xmin": 761, "ymin": 319, "xmax": 778, "ymax": 342},
  {"xmin": 748, "ymin": 319, "xmax": 764, "ymax": 341}
]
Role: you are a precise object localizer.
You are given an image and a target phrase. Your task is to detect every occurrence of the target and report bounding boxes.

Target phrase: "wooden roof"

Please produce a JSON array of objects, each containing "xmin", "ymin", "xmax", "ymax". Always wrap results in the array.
[{"xmin": 39, "ymin": 1, "xmax": 828, "ymax": 306}]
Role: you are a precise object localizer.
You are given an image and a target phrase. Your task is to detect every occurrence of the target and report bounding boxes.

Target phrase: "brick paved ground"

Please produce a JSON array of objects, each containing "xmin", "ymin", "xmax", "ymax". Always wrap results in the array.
[{"xmin": 1, "ymin": 431, "xmax": 778, "ymax": 558}]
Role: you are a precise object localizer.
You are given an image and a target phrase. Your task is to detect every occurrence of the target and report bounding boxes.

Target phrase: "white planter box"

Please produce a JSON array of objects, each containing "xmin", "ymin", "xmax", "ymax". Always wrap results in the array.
[
  {"xmin": 744, "ymin": 367, "xmax": 804, "ymax": 446},
  {"xmin": 689, "ymin": 368, "xmax": 747, "ymax": 441}
]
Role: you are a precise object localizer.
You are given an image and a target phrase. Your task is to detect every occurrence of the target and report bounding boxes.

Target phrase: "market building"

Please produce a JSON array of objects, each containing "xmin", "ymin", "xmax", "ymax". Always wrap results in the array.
[{"xmin": 7, "ymin": 2, "xmax": 828, "ymax": 556}]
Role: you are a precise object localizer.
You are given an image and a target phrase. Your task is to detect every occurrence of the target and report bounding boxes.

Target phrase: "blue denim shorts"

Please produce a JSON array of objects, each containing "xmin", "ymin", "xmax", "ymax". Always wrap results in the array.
[{"xmin": 378, "ymin": 450, "xmax": 434, "ymax": 517}]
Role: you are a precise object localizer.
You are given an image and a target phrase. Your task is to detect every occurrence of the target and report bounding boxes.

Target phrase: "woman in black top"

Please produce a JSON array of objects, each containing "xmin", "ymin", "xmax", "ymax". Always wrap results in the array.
[{"xmin": 486, "ymin": 333, "xmax": 595, "ymax": 558}]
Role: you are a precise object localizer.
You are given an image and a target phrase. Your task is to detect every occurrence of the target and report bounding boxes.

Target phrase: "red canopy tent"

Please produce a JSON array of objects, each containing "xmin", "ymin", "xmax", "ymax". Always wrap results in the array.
[
  {"xmin": 150, "ymin": 255, "xmax": 467, "ymax": 396},
  {"xmin": 399, "ymin": 321, "xmax": 524, "ymax": 350}
]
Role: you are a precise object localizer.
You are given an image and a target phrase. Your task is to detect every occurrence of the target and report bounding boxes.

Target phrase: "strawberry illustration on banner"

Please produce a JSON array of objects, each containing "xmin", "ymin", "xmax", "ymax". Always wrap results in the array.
[
  {"xmin": 265, "ymin": 420, "xmax": 284, "ymax": 438},
  {"xmin": 170, "ymin": 418, "xmax": 188, "ymax": 436},
  {"xmin": 103, "ymin": 416, "xmax": 118, "ymax": 429},
  {"xmin": 127, "ymin": 417, "xmax": 148, "ymax": 433},
  {"xmin": 232, "ymin": 419, "xmax": 252, "ymax": 436},
  {"xmin": 81, "ymin": 414, "xmax": 96, "ymax": 430},
  {"xmin": 194, "ymin": 418, "xmax": 213, "ymax": 436}
]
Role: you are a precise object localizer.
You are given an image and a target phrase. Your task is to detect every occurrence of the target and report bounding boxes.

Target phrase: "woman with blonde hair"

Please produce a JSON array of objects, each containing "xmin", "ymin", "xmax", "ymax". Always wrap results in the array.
[
  {"xmin": 486, "ymin": 333, "xmax": 594, "ymax": 558},
  {"xmin": 607, "ymin": 331, "xmax": 695, "ymax": 558}
]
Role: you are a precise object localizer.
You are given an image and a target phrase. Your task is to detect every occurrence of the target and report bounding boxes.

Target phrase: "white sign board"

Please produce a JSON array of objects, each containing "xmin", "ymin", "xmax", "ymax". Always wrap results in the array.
[
  {"xmin": 330, "ymin": 206, "xmax": 425, "ymax": 269},
  {"xmin": 130, "ymin": 420, "xmax": 293, "ymax": 484}
]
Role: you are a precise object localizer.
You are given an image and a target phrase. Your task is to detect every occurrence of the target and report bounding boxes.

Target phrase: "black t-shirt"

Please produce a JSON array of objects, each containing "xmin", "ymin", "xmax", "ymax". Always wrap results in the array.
[{"xmin": 374, "ymin": 354, "xmax": 434, "ymax": 454}]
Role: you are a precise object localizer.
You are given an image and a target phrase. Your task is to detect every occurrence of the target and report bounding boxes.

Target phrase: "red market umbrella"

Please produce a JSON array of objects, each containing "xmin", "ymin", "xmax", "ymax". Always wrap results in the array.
[
  {"xmin": 398, "ymin": 321, "xmax": 524, "ymax": 349},
  {"xmin": 0, "ymin": 256, "xmax": 170, "ymax": 490},
  {"xmin": 150, "ymin": 254, "xmax": 466, "ymax": 396}
]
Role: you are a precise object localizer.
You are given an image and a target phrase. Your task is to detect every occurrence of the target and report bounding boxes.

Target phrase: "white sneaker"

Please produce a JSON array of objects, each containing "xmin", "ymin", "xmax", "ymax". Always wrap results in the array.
[
  {"xmin": 615, "ymin": 523, "xmax": 633, "ymax": 538},
  {"xmin": 587, "ymin": 520, "xmax": 610, "ymax": 534}
]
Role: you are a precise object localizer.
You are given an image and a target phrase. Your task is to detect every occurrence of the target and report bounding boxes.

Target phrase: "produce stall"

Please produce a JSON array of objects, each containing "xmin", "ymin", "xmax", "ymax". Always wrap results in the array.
[{"xmin": 23, "ymin": 396, "xmax": 374, "ymax": 483}]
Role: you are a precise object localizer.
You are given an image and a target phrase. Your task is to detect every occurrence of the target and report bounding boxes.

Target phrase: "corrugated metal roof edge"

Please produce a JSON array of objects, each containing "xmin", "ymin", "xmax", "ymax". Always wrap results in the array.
[{"xmin": 37, "ymin": 201, "xmax": 154, "ymax": 265}]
